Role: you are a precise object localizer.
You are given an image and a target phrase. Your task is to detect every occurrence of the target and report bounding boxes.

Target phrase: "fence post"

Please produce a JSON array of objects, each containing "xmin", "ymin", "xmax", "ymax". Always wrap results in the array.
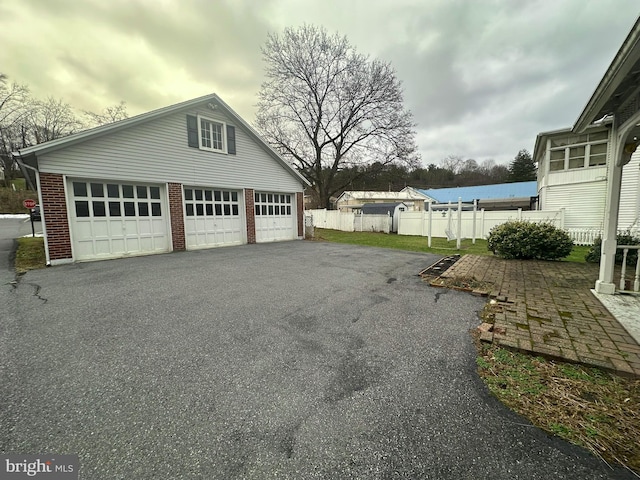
[
  {"xmin": 428, "ymin": 202, "xmax": 433, "ymax": 248},
  {"xmin": 305, "ymin": 214, "xmax": 314, "ymax": 238},
  {"xmin": 472, "ymin": 199, "xmax": 477, "ymax": 244},
  {"xmin": 457, "ymin": 197, "xmax": 462, "ymax": 250}
]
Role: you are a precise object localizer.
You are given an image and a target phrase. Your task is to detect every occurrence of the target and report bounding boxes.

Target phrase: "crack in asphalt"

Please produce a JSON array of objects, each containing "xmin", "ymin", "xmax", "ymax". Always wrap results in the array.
[
  {"xmin": 11, "ymin": 274, "xmax": 48, "ymax": 304},
  {"xmin": 25, "ymin": 282, "xmax": 48, "ymax": 304},
  {"xmin": 434, "ymin": 290, "xmax": 448, "ymax": 303}
]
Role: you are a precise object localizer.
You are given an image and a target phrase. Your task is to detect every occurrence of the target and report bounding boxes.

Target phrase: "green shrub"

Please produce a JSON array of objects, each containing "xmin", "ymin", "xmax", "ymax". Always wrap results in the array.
[
  {"xmin": 487, "ymin": 220, "xmax": 574, "ymax": 260},
  {"xmin": 585, "ymin": 230, "xmax": 640, "ymax": 264}
]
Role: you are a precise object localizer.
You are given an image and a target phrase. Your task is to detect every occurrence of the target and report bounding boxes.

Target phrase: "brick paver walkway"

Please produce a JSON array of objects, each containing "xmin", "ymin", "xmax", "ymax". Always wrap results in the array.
[{"xmin": 433, "ymin": 255, "xmax": 640, "ymax": 377}]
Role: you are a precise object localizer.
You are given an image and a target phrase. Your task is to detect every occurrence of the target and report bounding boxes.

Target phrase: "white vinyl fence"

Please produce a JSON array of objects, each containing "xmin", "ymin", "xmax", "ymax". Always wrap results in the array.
[
  {"xmin": 306, "ymin": 208, "xmax": 637, "ymax": 245},
  {"xmin": 307, "ymin": 209, "xmax": 392, "ymax": 233},
  {"xmin": 397, "ymin": 208, "xmax": 565, "ymax": 240}
]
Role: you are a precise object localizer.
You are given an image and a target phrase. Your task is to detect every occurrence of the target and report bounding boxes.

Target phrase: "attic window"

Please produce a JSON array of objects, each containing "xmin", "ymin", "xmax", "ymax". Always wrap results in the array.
[
  {"xmin": 186, "ymin": 114, "xmax": 236, "ymax": 155},
  {"xmin": 199, "ymin": 116, "xmax": 226, "ymax": 152}
]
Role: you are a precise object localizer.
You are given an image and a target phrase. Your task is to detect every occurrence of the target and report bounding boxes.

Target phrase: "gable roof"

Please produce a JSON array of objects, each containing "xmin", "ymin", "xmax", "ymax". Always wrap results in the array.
[
  {"xmin": 361, "ymin": 202, "xmax": 407, "ymax": 214},
  {"xmin": 336, "ymin": 188, "xmax": 435, "ymax": 203},
  {"xmin": 416, "ymin": 181, "xmax": 538, "ymax": 204},
  {"xmin": 13, "ymin": 93, "xmax": 310, "ymax": 186},
  {"xmin": 574, "ymin": 17, "xmax": 640, "ymax": 132}
]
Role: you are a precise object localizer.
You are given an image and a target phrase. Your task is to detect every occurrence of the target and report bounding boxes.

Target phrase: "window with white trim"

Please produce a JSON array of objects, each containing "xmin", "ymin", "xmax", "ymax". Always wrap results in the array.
[
  {"xmin": 548, "ymin": 131, "xmax": 608, "ymax": 172},
  {"xmin": 254, "ymin": 192, "xmax": 292, "ymax": 216},
  {"xmin": 198, "ymin": 116, "xmax": 226, "ymax": 153},
  {"xmin": 184, "ymin": 187, "xmax": 240, "ymax": 217}
]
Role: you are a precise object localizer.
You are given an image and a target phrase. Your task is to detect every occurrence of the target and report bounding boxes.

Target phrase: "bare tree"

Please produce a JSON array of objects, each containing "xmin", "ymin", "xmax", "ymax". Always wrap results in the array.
[
  {"xmin": 460, "ymin": 158, "xmax": 478, "ymax": 173},
  {"xmin": 478, "ymin": 159, "xmax": 510, "ymax": 184},
  {"xmin": 0, "ymin": 75, "xmax": 29, "ymax": 126},
  {"xmin": 83, "ymin": 101, "xmax": 128, "ymax": 127},
  {"xmin": 0, "ymin": 75, "xmax": 126, "ymax": 187},
  {"xmin": 0, "ymin": 75, "xmax": 30, "ymax": 185},
  {"xmin": 255, "ymin": 25, "xmax": 419, "ymax": 208},
  {"xmin": 24, "ymin": 97, "xmax": 83, "ymax": 144},
  {"xmin": 440, "ymin": 154, "xmax": 465, "ymax": 175}
]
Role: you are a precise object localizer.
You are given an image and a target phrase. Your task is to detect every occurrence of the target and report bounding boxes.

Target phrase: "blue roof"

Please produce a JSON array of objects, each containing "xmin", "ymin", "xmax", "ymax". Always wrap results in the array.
[{"xmin": 416, "ymin": 181, "xmax": 538, "ymax": 204}]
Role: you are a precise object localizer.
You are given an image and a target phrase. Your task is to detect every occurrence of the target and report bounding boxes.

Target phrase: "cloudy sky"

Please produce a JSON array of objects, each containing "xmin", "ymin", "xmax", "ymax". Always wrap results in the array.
[{"xmin": 1, "ymin": 0, "xmax": 638, "ymax": 166}]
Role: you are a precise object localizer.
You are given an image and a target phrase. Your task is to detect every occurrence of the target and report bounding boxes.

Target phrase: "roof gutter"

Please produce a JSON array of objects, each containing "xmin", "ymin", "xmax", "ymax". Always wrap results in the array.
[{"xmin": 13, "ymin": 152, "xmax": 50, "ymax": 266}]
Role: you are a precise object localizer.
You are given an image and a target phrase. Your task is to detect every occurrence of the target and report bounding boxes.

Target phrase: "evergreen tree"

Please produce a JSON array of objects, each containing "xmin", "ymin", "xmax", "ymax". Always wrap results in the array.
[{"xmin": 508, "ymin": 149, "xmax": 536, "ymax": 182}]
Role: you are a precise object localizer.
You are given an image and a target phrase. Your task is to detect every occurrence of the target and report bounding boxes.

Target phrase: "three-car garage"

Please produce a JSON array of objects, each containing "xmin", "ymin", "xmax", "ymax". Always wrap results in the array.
[
  {"xmin": 66, "ymin": 178, "xmax": 299, "ymax": 261},
  {"xmin": 14, "ymin": 94, "xmax": 308, "ymax": 265}
]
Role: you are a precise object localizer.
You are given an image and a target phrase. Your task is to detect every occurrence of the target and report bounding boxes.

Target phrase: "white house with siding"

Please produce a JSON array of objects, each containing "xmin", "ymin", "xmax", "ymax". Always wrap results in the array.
[
  {"xmin": 13, "ymin": 94, "xmax": 309, "ymax": 264},
  {"xmin": 534, "ymin": 16, "xmax": 640, "ymax": 294},
  {"xmin": 335, "ymin": 189, "xmax": 434, "ymax": 212},
  {"xmin": 534, "ymin": 126, "xmax": 640, "ymax": 232}
]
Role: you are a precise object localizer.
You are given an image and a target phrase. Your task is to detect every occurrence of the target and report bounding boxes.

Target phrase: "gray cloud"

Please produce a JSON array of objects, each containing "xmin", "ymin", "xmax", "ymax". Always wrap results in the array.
[{"xmin": 1, "ymin": 0, "xmax": 638, "ymax": 167}]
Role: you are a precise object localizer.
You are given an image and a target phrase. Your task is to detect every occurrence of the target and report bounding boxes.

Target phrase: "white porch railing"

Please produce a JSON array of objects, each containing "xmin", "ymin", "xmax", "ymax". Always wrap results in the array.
[
  {"xmin": 618, "ymin": 245, "xmax": 640, "ymax": 293},
  {"xmin": 567, "ymin": 228, "xmax": 640, "ymax": 245},
  {"xmin": 567, "ymin": 229, "xmax": 604, "ymax": 246}
]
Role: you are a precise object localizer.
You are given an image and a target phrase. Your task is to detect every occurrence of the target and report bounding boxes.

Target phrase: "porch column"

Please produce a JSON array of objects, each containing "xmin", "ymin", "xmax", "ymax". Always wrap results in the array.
[
  {"xmin": 595, "ymin": 159, "xmax": 624, "ymax": 293},
  {"xmin": 595, "ymin": 119, "xmax": 639, "ymax": 293}
]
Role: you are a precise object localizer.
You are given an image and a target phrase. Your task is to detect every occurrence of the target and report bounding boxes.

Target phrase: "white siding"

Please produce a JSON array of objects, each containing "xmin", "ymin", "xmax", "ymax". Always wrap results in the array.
[
  {"xmin": 544, "ymin": 166, "xmax": 608, "ymax": 186},
  {"xmin": 541, "ymin": 181, "xmax": 607, "ymax": 229},
  {"xmin": 38, "ymin": 105, "xmax": 303, "ymax": 193},
  {"xmin": 619, "ymin": 151, "xmax": 640, "ymax": 230},
  {"xmin": 540, "ymin": 153, "xmax": 639, "ymax": 231}
]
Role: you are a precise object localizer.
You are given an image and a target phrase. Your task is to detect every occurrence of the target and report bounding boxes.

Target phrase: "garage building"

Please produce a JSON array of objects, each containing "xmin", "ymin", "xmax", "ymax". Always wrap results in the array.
[{"xmin": 14, "ymin": 94, "xmax": 309, "ymax": 264}]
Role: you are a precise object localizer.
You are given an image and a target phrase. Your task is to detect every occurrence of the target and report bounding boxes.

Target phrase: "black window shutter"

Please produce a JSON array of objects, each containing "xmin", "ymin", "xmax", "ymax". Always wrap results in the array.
[
  {"xmin": 227, "ymin": 125, "xmax": 236, "ymax": 155},
  {"xmin": 187, "ymin": 115, "xmax": 199, "ymax": 148}
]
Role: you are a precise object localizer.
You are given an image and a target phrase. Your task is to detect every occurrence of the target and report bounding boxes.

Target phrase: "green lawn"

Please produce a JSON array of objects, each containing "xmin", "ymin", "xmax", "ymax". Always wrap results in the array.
[
  {"xmin": 313, "ymin": 228, "xmax": 590, "ymax": 263},
  {"xmin": 14, "ymin": 237, "xmax": 46, "ymax": 273},
  {"xmin": 10, "ymin": 178, "xmax": 26, "ymax": 190}
]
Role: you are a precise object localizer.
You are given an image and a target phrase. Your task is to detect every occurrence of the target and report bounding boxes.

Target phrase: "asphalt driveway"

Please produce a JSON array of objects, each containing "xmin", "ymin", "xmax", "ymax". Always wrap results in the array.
[{"xmin": 1, "ymin": 239, "xmax": 635, "ymax": 479}]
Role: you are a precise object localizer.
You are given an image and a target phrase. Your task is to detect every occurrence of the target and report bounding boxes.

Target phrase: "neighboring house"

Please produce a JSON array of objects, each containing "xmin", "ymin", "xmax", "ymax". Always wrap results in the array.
[
  {"xmin": 413, "ymin": 181, "xmax": 538, "ymax": 210},
  {"xmin": 534, "ymin": 127, "xmax": 640, "ymax": 230},
  {"xmin": 361, "ymin": 202, "xmax": 408, "ymax": 233},
  {"xmin": 13, "ymin": 94, "xmax": 309, "ymax": 264},
  {"xmin": 335, "ymin": 189, "xmax": 434, "ymax": 212}
]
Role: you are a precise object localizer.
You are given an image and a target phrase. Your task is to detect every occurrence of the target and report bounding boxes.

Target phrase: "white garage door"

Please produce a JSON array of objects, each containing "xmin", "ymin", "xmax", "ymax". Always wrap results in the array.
[
  {"xmin": 254, "ymin": 192, "xmax": 296, "ymax": 242},
  {"xmin": 69, "ymin": 180, "xmax": 170, "ymax": 261},
  {"xmin": 184, "ymin": 187, "xmax": 245, "ymax": 249}
]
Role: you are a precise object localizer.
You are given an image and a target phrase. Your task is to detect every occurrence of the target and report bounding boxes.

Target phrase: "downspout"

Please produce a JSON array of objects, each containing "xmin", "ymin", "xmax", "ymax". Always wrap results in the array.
[{"xmin": 13, "ymin": 153, "xmax": 50, "ymax": 266}]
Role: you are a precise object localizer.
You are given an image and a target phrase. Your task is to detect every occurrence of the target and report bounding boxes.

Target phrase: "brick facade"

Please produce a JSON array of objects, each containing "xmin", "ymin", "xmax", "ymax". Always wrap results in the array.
[
  {"xmin": 245, "ymin": 189, "xmax": 256, "ymax": 244},
  {"xmin": 168, "ymin": 183, "xmax": 185, "ymax": 251},
  {"xmin": 39, "ymin": 173, "xmax": 72, "ymax": 261},
  {"xmin": 297, "ymin": 192, "xmax": 304, "ymax": 238}
]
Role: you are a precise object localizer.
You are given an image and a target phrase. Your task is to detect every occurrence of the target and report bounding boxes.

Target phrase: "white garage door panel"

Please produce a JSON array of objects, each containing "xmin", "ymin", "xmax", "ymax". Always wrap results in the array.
[
  {"xmin": 69, "ymin": 179, "xmax": 170, "ymax": 261},
  {"xmin": 254, "ymin": 192, "xmax": 296, "ymax": 242},
  {"xmin": 184, "ymin": 187, "xmax": 245, "ymax": 249}
]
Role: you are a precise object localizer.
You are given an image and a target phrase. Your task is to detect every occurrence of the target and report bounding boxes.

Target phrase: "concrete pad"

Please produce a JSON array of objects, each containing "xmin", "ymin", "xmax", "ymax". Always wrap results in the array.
[{"xmin": 593, "ymin": 290, "xmax": 640, "ymax": 345}]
